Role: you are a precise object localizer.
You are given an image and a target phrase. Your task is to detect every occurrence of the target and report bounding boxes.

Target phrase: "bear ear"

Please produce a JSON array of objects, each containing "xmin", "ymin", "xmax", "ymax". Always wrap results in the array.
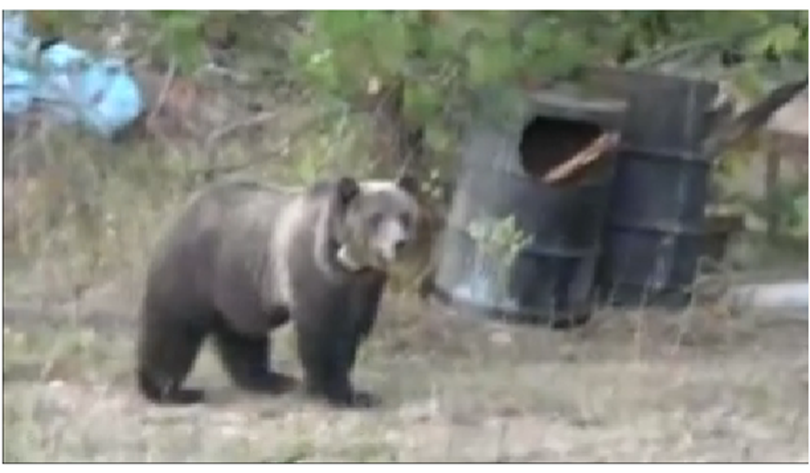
[
  {"xmin": 395, "ymin": 172, "xmax": 420, "ymax": 197},
  {"xmin": 336, "ymin": 176, "xmax": 360, "ymax": 205}
]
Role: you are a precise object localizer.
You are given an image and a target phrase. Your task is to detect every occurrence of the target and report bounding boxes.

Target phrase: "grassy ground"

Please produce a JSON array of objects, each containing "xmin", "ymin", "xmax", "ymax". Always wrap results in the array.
[
  {"xmin": 3, "ymin": 118, "xmax": 808, "ymax": 463},
  {"xmin": 3, "ymin": 292, "xmax": 808, "ymax": 462}
]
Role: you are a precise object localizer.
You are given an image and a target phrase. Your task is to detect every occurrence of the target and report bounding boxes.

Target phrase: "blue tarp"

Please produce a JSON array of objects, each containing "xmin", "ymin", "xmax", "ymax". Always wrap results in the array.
[{"xmin": 3, "ymin": 12, "xmax": 145, "ymax": 138}]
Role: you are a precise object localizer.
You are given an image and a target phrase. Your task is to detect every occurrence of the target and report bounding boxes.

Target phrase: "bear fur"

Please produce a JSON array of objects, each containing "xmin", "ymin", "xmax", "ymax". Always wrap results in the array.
[{"xmin": 136, "ymin": 174, "xmax": 420, "ymax": 408}]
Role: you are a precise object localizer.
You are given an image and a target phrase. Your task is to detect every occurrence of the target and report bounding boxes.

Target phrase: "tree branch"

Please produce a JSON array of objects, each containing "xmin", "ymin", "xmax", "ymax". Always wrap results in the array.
[
  {"xmin": 704, "ymin": 76, "xmax": 808, "ymax": 159},
  {"xmin": 626, "ymin": 25, "xmax": 773, "ymax": 69}
]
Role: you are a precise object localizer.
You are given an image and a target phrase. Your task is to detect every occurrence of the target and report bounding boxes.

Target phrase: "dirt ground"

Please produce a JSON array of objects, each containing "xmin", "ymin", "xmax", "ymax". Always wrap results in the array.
[{"xmin": 2, "ymin": 281, "xmax": 807, "ymax": 462}]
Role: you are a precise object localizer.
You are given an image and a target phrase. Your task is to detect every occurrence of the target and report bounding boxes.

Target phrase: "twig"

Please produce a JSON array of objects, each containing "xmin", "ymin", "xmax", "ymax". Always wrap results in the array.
[
  {"xmin": 193, "ymin": 62, "xmax": 254, "ymax": 85},
  {"xmin": 192, "ymin": 106, "xmax": 344, "ymax": 182},
  {"xmin": 201, "ymin": 110, "xmax": 281, "ymax": 180},
  {"xmin": 542, "ymin": 132, "xmax": 620, "ymax": 184},
  {"xmin": 146, "ymin": 57, "xmax": 176, "ymax": 127},
  {"xmin": 627, "ymin": 37, "xmax": 727, "ymax": 69},
  {"xmin": 626, "ymin": 25, "xmax": 773, "ymax": 70},
  {"xmin": 204, "ymin": 110, "xmax": 280, "ymax": 150}
]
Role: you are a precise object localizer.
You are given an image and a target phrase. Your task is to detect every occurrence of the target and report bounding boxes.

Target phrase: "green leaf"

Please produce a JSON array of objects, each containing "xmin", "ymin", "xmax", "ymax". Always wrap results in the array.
[
  {"xmin": 467, "ymin": 43, "xmax": 490, "ymax": 85},
  {"xmin": 424, "ymin": 123, "xmax": 455, "ymax": 154},
  {"xmin": 789, "ymin": 191, "xmax": 808, "ymax": 238},
  {"xmin": 318, "ymin": 11, "xmax": 368, "ymax": 41},
  {"xmin": 289, "ymin": 10, "xmax": 810, "ymax": 167},
  {"xmin": 764, "ymin": 24, "xmax": 801, "ymax": 55},
  {"xmin": 731, "ymin": 63, "xmax": 766, "ymax": 99},
  {"xmin": 369, "ymin": 17, "xmax": 410, "ymax": 75},
  {"xmin": 403, "ymin": 82, "xmax": 442, "ymax": 121},
  {"xmin": 520, "ymin": 22, "xmax": 556, "ymax": 54}
]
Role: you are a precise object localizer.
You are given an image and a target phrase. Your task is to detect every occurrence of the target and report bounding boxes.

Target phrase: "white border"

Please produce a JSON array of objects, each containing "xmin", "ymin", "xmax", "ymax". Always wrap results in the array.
[
  {"xmin": 1, "ymin": 6, "xmax": 808, "ymax": 467},
  {"xmin": 2, "ymin": 4, "xmax": 810, "ymax": 10}
]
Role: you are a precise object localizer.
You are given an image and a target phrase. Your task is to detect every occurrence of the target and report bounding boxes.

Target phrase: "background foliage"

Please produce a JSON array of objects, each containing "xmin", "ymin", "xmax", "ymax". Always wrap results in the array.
[{"xmin": 19, "ymin": 10, "xmax": 810, "ymax": 242}]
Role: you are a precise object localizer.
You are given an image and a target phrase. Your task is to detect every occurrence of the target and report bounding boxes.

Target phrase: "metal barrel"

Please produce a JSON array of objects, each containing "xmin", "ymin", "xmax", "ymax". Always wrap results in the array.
[
  {"xmin": 593, "ymin": 69, "xmax": 720, "ymax": 308},
  {"xmin": 430, "ymin": 87, "xmax": 627, "ymax": 328}
]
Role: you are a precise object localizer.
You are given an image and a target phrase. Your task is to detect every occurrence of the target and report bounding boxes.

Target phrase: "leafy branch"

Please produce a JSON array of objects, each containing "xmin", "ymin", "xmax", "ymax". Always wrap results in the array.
[{"xmin": 467, "ymin": 215, "xmax": 533, "ymax": 304}]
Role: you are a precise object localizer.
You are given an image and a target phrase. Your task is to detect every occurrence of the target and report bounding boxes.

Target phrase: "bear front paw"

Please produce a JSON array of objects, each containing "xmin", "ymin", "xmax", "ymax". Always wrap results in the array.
[
  {"xmin": 304, "ymin": 380, "xmax": 380, "ymax": 409},
  {"xmin": 344, "ymin": 389, "xmax": 380, "ymax": 409}
]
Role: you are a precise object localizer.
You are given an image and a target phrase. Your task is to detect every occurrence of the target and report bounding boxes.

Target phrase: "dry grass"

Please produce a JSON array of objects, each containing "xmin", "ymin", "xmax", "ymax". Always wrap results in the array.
[
  {"xmin": 2, "ymin": 123, "xmax": 808, "ymax": 463},
  {"xmin": 3, "ymin": 295, "xmax": 807, "ymax": 462}
]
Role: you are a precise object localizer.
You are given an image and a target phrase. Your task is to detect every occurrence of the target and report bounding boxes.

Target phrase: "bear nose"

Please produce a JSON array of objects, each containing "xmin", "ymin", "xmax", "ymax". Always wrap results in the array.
[{"xmin": 394, "ymin": 240, "xmax": 406, "ymax": 254}]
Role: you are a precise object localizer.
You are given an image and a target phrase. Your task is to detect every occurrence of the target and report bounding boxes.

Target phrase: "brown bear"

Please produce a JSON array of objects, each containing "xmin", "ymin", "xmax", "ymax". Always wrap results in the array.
[{"xmin": 136, "ymin": 174, "xmax": 420, "ymax": 408}]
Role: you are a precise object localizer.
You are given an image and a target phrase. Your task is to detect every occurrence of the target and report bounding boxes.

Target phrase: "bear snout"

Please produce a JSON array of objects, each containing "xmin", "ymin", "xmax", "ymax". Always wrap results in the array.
[{"xmin": 375, "ymin": 238, "xmax": 407, "ymax": 266}]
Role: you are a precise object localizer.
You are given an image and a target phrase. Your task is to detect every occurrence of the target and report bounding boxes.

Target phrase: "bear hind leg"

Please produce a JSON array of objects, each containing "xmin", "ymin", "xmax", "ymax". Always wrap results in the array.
[
  {"xmin": 137, "ymin": 318, "xmax": 207, "ymax": 405},
  {"xmin": 214, "ymin": 325, "xmax": 297, "ymax": 394}
]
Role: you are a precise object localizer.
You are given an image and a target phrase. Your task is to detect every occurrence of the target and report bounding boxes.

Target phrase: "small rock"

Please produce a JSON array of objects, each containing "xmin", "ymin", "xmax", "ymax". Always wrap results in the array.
[
  {"xmin": 399, "ymin": 398, "xmax": 440, "ymax": 422},
  {"xmin": 490, "ymin": 330, "xmax": 512, "ymax": 346},
  {"xmin": 48, "ymin": 379, "xmax": 65, "ymax": 389}
]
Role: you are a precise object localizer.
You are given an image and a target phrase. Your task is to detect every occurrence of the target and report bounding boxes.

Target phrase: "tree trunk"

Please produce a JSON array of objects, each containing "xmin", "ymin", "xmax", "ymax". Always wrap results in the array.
[{"xmin": 361, "ymin": 79, "xmax": 425, "ymax": 176}]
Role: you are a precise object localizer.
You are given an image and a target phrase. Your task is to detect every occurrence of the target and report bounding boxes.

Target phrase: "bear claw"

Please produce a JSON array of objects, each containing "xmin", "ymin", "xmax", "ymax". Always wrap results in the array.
[
  {"xmin": 150, "ymin": 388, "xmax": 206, "ymax": 405},
  {"xmin": 322, "ymin": 389, "xmax": 380, "ymax": 409},
  {"xmin": 346, "ymin": 390, "xmax": 380, "ymax": 408}
]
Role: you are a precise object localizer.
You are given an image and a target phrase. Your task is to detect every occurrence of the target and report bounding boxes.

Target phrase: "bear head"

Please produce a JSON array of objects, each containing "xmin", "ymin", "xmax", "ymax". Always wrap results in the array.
[{"xmin": 330, "ymin": 173, "xmax": 421, "ymax": 272}]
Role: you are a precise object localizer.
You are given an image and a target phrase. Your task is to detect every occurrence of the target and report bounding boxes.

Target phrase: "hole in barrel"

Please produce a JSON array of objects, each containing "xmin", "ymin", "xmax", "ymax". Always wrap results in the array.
[{"xmin": 518, "ymin": 115, "xmax": 606, "ymax": 186}]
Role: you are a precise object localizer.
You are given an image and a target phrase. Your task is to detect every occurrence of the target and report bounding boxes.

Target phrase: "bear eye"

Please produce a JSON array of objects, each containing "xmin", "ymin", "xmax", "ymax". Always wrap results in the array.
[
  {"xmin": 369, "ymin": 212, "xmax": 384, "ymax": 228},
  {"xmin": 399, "ymin": 213, "xmax": 412, "ymax": 229}
]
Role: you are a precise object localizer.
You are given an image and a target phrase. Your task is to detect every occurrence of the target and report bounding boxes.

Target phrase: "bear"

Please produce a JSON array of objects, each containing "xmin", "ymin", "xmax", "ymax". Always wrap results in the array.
[{"xmin": 135, "ymin": 173, "xmax": 421, "ymax": 408}]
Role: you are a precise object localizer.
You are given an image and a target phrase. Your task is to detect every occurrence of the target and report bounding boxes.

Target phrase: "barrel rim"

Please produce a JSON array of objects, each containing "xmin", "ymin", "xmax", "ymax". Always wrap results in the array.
[
  {"xmin": 472, "ymin": 86, "xmax": 629, "ymax": 131},
  {"xmin": 528, "ymin": 90, "xmax": 628, "ymax": 115}
]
